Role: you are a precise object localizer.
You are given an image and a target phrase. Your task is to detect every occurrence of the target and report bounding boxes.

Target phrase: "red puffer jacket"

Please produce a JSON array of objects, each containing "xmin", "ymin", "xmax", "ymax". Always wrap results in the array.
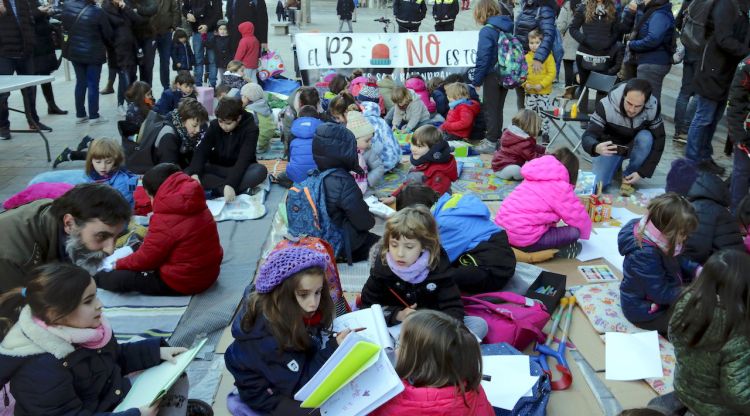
[
  {"xmin": 370, "ymin": 380, "xmax": 495, "ymax": 416},
  {"xmin": 491, "ymin": 125, "xmax": 546, "ymax": 172},
  {"xmin": 116, "ymin": 172, "xmax": 223, "ymax": 294},
  {"xmin": 414, "ymin": 156, "xmax": 458, "ymax": 195},
  {"xmin": 440, "ymin": 99, "xmax": 481, "ymax": 139}
]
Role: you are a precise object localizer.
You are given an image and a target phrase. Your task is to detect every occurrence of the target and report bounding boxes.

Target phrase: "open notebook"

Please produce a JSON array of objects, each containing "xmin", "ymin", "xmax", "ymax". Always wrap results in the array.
[
  {"xmin": 332, "ymin": 304, "xmax": 399, "ymax": 349},
  {"xmin": 294, "ymin": 332, "xmax": 403, "ymax": 416}
]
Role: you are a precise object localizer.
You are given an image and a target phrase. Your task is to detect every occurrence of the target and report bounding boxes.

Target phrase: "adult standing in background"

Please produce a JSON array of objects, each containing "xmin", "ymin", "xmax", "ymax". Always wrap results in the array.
[
  {"xmin": 133, "ymin": 0, "xmax": 180, "ymax": 90},
  {"xmin": 394, "ymin": 0, "xmax": 427, "ymax": 32},
  {"xmin": 227, "ymin": 0, "xmax": 268, "ymax": 55},
  {"xmin": 183, "ymin": 0, "xmax": 222, "ymax": 87},
  {"xmin": 433, "ymin": 0, "xmax": 459, "ymax": 31},
  {"xmin": 32, "ymin": 0, "xmax": 67, "ymax": 116},
  {"xmin": 337, "ymin": 0, "xmax": 355, "ymax": 33},
  {"xmin": 513, "ymin": 0, "xmax": 560, "ymax": 110}
]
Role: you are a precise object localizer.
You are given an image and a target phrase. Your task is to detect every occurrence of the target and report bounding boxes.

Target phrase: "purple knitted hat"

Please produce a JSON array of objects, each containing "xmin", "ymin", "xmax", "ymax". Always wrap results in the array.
[{"xmin": 255, "ymin": 247, "xmax": 328, "ymax": 293}]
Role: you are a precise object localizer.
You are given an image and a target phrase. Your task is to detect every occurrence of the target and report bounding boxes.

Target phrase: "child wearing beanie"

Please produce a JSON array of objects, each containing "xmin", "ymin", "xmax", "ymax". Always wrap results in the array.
[
  {"xmin": 225, "ymin": 247, "xmax": 352, "ymax": 415},
  {"xmin": 347, "ymin": 110, "xmax": 385, "ymax": 190},
  {"xmin": 241, "ymin": 83, "xmax": 274, "ymax": 153}
]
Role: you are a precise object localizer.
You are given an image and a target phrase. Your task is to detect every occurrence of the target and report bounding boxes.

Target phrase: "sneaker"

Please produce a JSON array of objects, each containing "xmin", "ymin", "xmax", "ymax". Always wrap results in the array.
[
  {"xmin": 620, "ymin": 182, "xmax": 635, "ymax": 197},
  {"xmin": 473, "ymin": 138, "xmax": 497, "ymax": 154},
  {"xmin": 76, "ymin": 116, "xmax": 89, "ymax": 124},
  {"xmin": 672, "ymin": 132, "xmax": 687, "ymax": 144},
  {"xmin": 77, "ymin": 135, "xmax": 94, "ymax": 151},
  {"xmin": 186, "ymin": 399, "xmax": 214, "ymax": 416},
  {"xmin": 0, "ymin": 127, "xmax": 10, "ymax": 140},
  {"xmin": 702, "ymin": 159, "xmax": 726, "ymax": 176},
  {"xmin": 88, "ymin": 117, "xmax": 108, "ymax": 126},
  {"xmin": 53, "ymin": 147, "xmax": 72, "ymax": 169},
  {"xmin": 554, "ymin": 242, "xmax": 582, "ymax": 259}
]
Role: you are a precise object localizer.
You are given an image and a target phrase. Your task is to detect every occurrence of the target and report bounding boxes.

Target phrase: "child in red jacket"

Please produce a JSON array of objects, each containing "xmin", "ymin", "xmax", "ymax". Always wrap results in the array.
[
  {"xmin": 440, "ymin": 82, "xmax": 481, "ymax": 141},
  {"xmin": 491, "ymin": 109, "xmax": 546, "ymax": 180},
  {"xmin": 234, "ymin": 22, "xmax": 260, "ymax": 83},
  {"xmin": 95, "ymin": 163, "xmax": 223, "ymax": 295}
]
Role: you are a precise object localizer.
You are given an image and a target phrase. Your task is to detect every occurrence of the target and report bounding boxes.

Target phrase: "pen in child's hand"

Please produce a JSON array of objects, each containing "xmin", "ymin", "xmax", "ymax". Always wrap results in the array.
[
  {"xmin": 330, "ymin": 327, "xmax": 367, "ymax": 338},
  {"xmin": 388, "ymin": 287, "xmax": 411, "ymax": 308}
]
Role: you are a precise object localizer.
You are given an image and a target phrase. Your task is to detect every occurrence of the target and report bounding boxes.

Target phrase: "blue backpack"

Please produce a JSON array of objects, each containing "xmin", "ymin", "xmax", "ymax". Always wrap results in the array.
[
  {"xmin": 488, "ymin": 25, "xmax": 528, "ymax": 89},
  {"xmin": 286, "ymin": 169, "xmax": 347, "ymax": 261}
]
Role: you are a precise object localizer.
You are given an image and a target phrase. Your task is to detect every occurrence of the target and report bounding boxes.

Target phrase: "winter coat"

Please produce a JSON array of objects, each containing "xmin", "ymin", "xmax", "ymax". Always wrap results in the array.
[
  {"xmin": 62, "ymin": 0, "xmax": 114, "ymax": 65},
  {"xmin": 432, "ymin": 0, "xmax": 460, "ymax": 22},
  {"xmin": 433, "ymin": 88, "xmax": 449, "ymax": 117},
  {"xmin": 363, "ymin": 141, "xmax": 386, "ymax": 186},
  {"xmin": 524, "ymin": 51, "xmax": 556, "ymax": 94},
  {"xmin": 154, "ymin": 88, "xmax": 195, "ymax": 115},
  {"xmin": 171, "ymin": 40, "xmax": 195, "ymax": 70},
  {"xmin": 378, "ymin": 76, "xmax": 396, "ymax": 111},
  {"xmin": 569, "ymin": 2, "xmax": 621, "ymax": 56},
  {"xmin": 0, "ymin": 306, "xmax": 162, "ymax": 416},
  {"xmin": 212, "ymin": 34, "xmax": 233, "ymax": 69},
  {"xmin": 496, "ymin": 155, "xmax": 592, "ymax": 247},
  {"xmin": 557, "ymin": 0, "xmax": 580, "ymax": 61},
  {"xmin": 181, "ymin": 0, "xmax": 222, "ymax": 32},
  {"xmin": 222, "ymin": 72, "xmax": 247, "ymax": 90},
  {"xmin": 393, "ymin": 91, "xmax": 432, "ymax": 132},
  {"xmin": 473, "ymin": 14, "xmax": 514, "ymax": 87},
  {"xmin": 410, "ymin": 140, "xmax": 458, "ymax": 195},
  {"xmin": 681, "ymin": 172, "xmax": 745, "ymax": 265},
  {"xmin": 102, "ymin": 0, "xmax": 145, "ymax": 70},
  {"xmin": 452, "ymin": 229, "xmax": 516, "ymax": 293},
  {"xmin": 618, "ymin": 218, "xmax": 683, "ymax": 324},
  {"xmin": 670, "ymin": 292, "xmax": 750, "ymax": 416},
  {"xmin": 287, "ymin": 116, "xmax": 323, "ymax": 183},
  {"xmin": 0, "ymin": 200, "xmax": 60, "ymax": 292},
  {"xmin": 224, "ymin": 313, "xmax": 338, "ymax": 414},
  {"xmin": 89, "ymin": 169, "xmax": 138, "ymax": 207},
  {"xmin": 433, "ymin": 193, "xmax": 502, "ymax": 262},
  {"xmin": 440, "ymin": 99, "xmax": 481, "ymax": 139},
  {"xmin": 727, "ymin": 53, "xmax": 750, "ymax": 146},
  {"xmin": 227, "ymin": 0, "xmax": 268, "ymax": 47},
  {"xmin": 692, "ymin": 0, "xmax": 750, "ymax": 102},
  {"xmin": 361, "ymin": 101, "xmax": 401, "ymax": 171},
  {"xmin": 0, "ymin": 0, "xmax": 35, "ymax": 58},
  {"xmin": 151, "ymin": 0, "xmax": 180, "ymax": 35},
  {"xmin": 623, "ymin": 0, "xmax": 675, "ymax": 66},
  {"xmin": 405, "ymin": 77, "xmax": 437, "ymax": 113},
  {"xmin": 235, "ymin": 21, "xmax": 260, "ymax": 69},
  {"xmin": 246, "ymin": 99, "xmax": 274, "ymax": 151},
  {"xmin": 337, "ymin": 0, "xmax": 355, "ymax": 20},
  {"xmin": 187, "ymin": 115, "xmax": 260, "ymax": 190},
  {"xmin": 582, "ymin": 82, "xmax": 666, "ymax": 178},
  {"xmin": 515, "ymin": 0, "xmax": 558, "ymax": 62},
  {"xmin": 491, "ymin": 125, "xmax": 545, "ymax": 172},
  {"xmin": 369, "ymin": 380, "xmax": 495, "ymax": 416},
  {"xmin": 313, "ymin": 123, "xmax": 376, "ymax": 256},
  {"xmin": 361, "ymin": 248, "xmax": 465, "ymax": 326},
  {"xmin": 31, "ymin": 6, "xmax": 58, "ymax": 74},
  {"xmin": 116, "ymin": 172, "xmax": 222, "ymax": 294},
  {"xmin": 393, "ymin": 0, "xmax": 427, "ymax": 25}
]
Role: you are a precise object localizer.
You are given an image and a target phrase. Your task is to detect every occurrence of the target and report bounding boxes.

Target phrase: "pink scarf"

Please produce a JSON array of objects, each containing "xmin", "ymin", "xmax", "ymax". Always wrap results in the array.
[
  {"xmin": 636, "ymin": 217, "xmax": 682, "ymax": 256},
  {"xmin": 33, "ymin": 316, "xmax": 113, "ymax": 350}
]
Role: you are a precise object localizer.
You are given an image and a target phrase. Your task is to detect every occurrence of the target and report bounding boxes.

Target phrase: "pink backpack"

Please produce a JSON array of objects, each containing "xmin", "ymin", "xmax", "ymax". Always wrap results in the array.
[{"xmin": 462, "ymin": 292, "xmax": 550, "ymax": 349}]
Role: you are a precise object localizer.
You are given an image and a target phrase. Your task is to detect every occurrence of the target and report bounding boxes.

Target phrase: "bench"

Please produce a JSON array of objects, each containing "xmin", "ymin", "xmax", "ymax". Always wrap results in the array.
[{"xmin": 272, "ymin": 22, "xmax": 290, "ymax": 35}]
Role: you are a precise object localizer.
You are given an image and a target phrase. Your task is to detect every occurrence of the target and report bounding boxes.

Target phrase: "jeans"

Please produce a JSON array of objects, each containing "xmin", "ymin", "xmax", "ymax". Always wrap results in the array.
[
  {"xmin": 464, "ymin": 316, "xmax": 489, "ymax": 341},
  {"xmin": 338, "ymin": 19, "xmax": 353, "ymax": 32},
  {"xmin": 674, "ymin": 55, "xmax": 697, "ymax": 135},
  {"xmin": 637, "ymin": 63, "xmax": 671, "ymax": 102},
  {"xmin": 592, "ymin": 129, "xmax": 654, "ymax": 189},
  {"xmin": 72, "ymin": 62, "xmax": 102, "ymax": 119},
  {"xmin": 117, "ymin": 67, "xmax": 135, "ymax": 106},
  {"xmin": 731, "ymin": 143, "xmax": 750, "ymax": 212},
  {"xmin": 685, "ymin": 95, "xmax": 726, "ymax": 162},
  {"xmin": 520, "ymin": 226, "xmax": 581, "ymax": 251},
  {"xmin": 0, "ymin": 55, "xmax": 40, "ymax": 128},
  {"xmin": 139, "ymin": 32, "xmax": 173, "ymax": 89},
  {"xmin": 193, "ymin": 31, "xmax": 217, "ymax": 87}
]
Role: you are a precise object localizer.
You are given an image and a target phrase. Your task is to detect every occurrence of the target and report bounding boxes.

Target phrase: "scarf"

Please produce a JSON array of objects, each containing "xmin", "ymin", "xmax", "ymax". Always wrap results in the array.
[
  {"xmin": 448, "ymin": 98, "xmax": 471, "ymax": 109},
  {"xmin": 637, "ymin": 217, "xmax": 682, "ymax": 256},
  {"xmin": 169, "ymin": 109, "xmax": 198, "ymax": 154},
  {"xmin": 595, "ymin": 3, "xmax": 606, "ymax": 16},
  {"xmin": 386, "ymin": 250, "xmax": 431, "ymax": 284},
  {"xmin": 33, "ymin": 316, "xmax": 113, "ymax": 350},
  {"xmin": 303, "ymin": 311, "xmax": 323, "ymax": 327}
]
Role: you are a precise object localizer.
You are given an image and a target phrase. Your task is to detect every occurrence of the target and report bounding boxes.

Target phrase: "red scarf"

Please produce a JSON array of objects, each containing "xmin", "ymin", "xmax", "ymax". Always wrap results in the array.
[{"xmin": 303, "ymin": 311, "xmax": 323, "ymax": 327}]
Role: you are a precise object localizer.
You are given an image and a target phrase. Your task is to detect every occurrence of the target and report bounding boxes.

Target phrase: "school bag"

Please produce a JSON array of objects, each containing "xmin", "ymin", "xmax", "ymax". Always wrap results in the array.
[
  {"xmin": 462, "ymin": 291, "xmax": 550, "ymax": 349},
  {"xmin": 286, "ymin": 169, "xmax": 348, "ymax": 263},
  {"xmin": 482, "ymin": 343, "xmax": 551, "ymax": 416},
  {"xmin": 272, "ymin": 236, "xmax": 350, "ymax": 317},
  {"xmin": 123, "ymin": 111, "xmax": 175, "ymax": 174},
  {"xmin": 680, "ymin": 0, "xmax": 735, "ymax": 54},
  {"xmin": 488, "ymin": 25, "xmax": 528, "ymax": 89}
]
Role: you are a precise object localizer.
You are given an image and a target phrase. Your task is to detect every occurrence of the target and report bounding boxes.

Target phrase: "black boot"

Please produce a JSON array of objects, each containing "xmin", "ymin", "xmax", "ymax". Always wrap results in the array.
[
  {"xmin": 53, "ymin": 147, "xmax": 72, "ymax": 168},
  {"xmin": 42, "ymin": 83, "xmax": 68, "ymax": 115}
]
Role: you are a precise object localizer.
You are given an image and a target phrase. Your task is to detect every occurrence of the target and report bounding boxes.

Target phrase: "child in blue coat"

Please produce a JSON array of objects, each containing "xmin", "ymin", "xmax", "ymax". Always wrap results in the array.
[
  {"xmin": 84, "ymin": 138, "xmax": 138, "ymax": 207},
  {"xmin": 171, "ymin": 29, "xmax": 195, "ymax": 71},
  {"xmin": 225, "ymin": 247, "xmax": 351, "ymax": 415},
  {"xmin": 286, "ymin": 105, "xmax": 323, "ymax": 183}
]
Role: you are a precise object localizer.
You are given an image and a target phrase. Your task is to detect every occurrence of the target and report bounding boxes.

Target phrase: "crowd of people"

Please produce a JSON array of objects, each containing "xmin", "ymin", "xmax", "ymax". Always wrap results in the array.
[{"xmin": 0, "ymin": 0, "xmax": 750, "ymax": 415}]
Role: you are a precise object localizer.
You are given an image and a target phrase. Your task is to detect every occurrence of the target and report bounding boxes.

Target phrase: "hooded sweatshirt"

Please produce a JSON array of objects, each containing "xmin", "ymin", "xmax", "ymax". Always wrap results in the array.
[
  {"xmin": 287, "ymin": 117, "xmax": 324, "ymax": 183},
  {"xmin": 433, "ymin": 193, "xmax": 502, "ymax": 262},
  {"xmin": 247, "ymin": 98, "xmax": 275, "ymax": 151},
  {"xmin": 393, "ymin": 90, "xmax": 432, "ymax": 132},
  {"xmin": 235, "ymin": 21, "xmax": 260, "ymax": 69},
  {"xmin": 116, "ymin": 172, "xmax": 223, "ymax": 294},
  {"xmin": 496, "ymin": 155, "xmax": 592, "ymax": 247}
]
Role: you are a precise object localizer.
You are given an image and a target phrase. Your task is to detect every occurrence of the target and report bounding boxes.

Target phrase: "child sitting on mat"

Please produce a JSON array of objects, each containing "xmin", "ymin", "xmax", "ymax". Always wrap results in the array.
[
  {"xmin": 440, "ymin": 82, "xmax": 481, "ymax": 141},
  {"xmin": 491, "ymin": 109, "xmax": 547, "ymax": 180},
  {"xmin": 388, "ymin": 86, "xmax": 433, "ymax": 134}
]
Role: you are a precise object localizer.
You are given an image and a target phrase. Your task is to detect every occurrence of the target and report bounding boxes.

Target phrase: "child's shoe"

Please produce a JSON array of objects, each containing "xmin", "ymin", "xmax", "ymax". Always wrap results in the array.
[
  {"xmin": 77, "ymin": 135, "xmax": 95, "ymax": 151},
  {"xmin": 53, "ymin": 147, "xmax": 72, "ymax": 168},
  {"xmin": 554, "ymin": 242, "xmax": 582, "ymax": 259}
]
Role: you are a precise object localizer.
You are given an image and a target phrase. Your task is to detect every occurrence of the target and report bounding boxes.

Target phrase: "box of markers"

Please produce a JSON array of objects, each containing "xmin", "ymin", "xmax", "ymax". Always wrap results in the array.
[{"xmin": 525, "ymin": 271, "xmax": 567, "ymax": 313}]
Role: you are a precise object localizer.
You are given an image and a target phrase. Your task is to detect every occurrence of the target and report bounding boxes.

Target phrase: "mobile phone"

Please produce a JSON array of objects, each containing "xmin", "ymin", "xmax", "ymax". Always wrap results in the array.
[{"xmin": 615, "ymin": 145, "xmax": 629, "ymax": 156}]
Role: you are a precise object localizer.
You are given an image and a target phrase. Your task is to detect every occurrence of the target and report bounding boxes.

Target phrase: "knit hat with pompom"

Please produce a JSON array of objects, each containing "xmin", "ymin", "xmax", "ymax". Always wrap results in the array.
[{"xmin": 255, "ymin": 247, "xmax": 328, "ymax": 293}]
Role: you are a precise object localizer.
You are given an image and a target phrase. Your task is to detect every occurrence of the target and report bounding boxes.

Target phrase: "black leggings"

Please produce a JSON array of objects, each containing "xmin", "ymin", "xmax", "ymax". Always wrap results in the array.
[
  {"xmin": 481, "ymin": 72, "xmax": 509, "ymax": 143},
  {"xmin": 633, "ymin": 309, "xmax": 671, "ymax": 338},
  {"xmin": 94, "ymin": 269, "xmax": 181, "ymax": 296},
  {"xmin": 563, "ymin": 59, "xmax": 576, "ymax": 89},
  {"xmin": 199, "ymin": 163, "xmax": 269, "ymax": 193}
]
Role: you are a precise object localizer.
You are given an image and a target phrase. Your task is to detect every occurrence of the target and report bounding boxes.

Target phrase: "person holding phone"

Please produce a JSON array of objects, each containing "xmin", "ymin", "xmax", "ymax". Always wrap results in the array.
[{"xmin": 581, "ymin": 78, "xmax": 666, "ymax": 196}]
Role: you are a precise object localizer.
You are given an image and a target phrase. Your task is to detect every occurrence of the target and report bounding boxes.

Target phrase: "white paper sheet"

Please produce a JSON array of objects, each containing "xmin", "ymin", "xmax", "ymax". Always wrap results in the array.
[
  {"xmin": 481, "ymin": 355, "xmax": 538, "ymax": 410},
  {"xmin": 98, "ymin": 246, "xmax": 134, "ymax": 272},
  {"xmin": 206, "ymin": 199, "xmax": 226, "ymax": 217},
  {"xmin": 609, "ymin": 207, "xmax": 641, "ymax": 224},
  {"xmin": 637, "ymin": 188, "xmax": 666, "ymax": 199},
  {"xmin": 577, "ymin": 228, "xmax": 625, "ymax": 272},
  {"xmin": 605, "ymin": 331, "xmax": 663, "ymax": 381}
]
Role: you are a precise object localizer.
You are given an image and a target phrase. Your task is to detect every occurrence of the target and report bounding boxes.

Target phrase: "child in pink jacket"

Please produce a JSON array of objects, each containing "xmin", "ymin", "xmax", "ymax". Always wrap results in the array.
[
  {"xmin": 405, "ymin": 75, "xmax": 437, "ymax": 114},
  {"xmin": 496, "ymin": 148, "xmax": 592, "ymax": 251},
  {"xmin": 234, "ymin": 22, "xmax": 260, "ymax": 82}
]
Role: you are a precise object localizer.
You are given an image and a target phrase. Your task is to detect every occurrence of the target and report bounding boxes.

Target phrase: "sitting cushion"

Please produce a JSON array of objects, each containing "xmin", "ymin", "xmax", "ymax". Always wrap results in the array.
[
  {"xmin": 511, "ymin": 248, "xmax": 558, "ymax": 264},
  {"xmin": 3, "ymin": 182, "xmax": 74, "ymax": 210}
]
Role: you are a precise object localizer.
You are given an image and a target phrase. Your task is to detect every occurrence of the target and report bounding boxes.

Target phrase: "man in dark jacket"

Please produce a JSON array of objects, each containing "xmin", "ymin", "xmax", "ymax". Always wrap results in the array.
[
  {"xmin": 134, "ymin": 0, "xmax": 180, "ymax": 89},
  {"xmin": 183, "ymin": 0, "xmax": 222, "ymax": 87},
  {"xmin": 336, "ymin": 0, "xmax": 355, "ymax": 33},
  {"xmin": 0, "ymin": 183, "xmax": 132, "ymax": 292},
  {"xmin": 227, "ymin": 0, "xmax": 268, "ymax": 55},
  {"xmin": 685, "ymin": 0, "xmax": 750, "ymax": 175},
  {"xmin": 432, "ymin": 0, "xmax": 459, "ymax": 31},
  {"xmin": 394, "ymin": 0, "xmax": 427, "ymax": 32},
  {"xmin": 582, "ymin": 78, "xmax": 666, "ymax": 192},
  {"xmin": 0, "ymin": 0, "xmax": 48, "ymax": 139},
  {"xmin": 727, "ymin": 53, "xmax": 750, "ymax": 210}
]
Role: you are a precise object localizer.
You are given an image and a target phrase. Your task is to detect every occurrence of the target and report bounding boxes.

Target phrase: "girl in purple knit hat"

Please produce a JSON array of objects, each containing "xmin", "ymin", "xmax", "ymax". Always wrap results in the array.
[{"xmin": 224, "ymin": 247, "xmax": 352, "ymax": 415}]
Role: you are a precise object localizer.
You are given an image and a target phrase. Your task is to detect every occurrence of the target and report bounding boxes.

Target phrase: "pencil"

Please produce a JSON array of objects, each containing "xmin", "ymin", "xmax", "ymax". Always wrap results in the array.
[{"xmin": 388, "ymin": 287, "xmax": 411, "ymax": 308}]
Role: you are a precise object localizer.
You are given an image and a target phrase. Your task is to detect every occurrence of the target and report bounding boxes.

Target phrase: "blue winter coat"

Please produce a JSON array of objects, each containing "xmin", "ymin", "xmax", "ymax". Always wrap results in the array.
[
  {"xmin": 224, "ymin": 313, "xmax": 337, "ymax": 413},
  {"xmin": 624, "ymin": 1, "xmax": 675, "ymax": 66},
  {"xmin": 473, "ymin": 14, "xmax": 514, "ymax": 87},
  {"xmin": 433, "ymin": 193, "xmax": 501, "ymax": 262},
  {"xmin": 618, "ymin": 218, "xmax": 684, "ymax": 324},
  {"xmin": 361, "ymin": 101, "xmax": 401, "ymax": 171},
  {"xmin": 515, "ymin": 0, "xmax": 558, "ymax": 62},
  {"xmin": 90, "ymin": 169, "xmax": 138, "ymax": 207},
  {"xmin": 433, "ymin": 88, "xmax": 449, "ymax": 117},
  {"xmin": 287, "ymin": 117, "xmax": 323, "ymax": 183},
  {"xmin": 61, "ymin": 0, "xmax": 113, "ymax": 65},
  {"xmin": 154, "ymin": 88, "xmax": 196, "ymax": 115},
  {"xmin": 171, "ymin": 40, "xmax": 195, "ymax": 70}
]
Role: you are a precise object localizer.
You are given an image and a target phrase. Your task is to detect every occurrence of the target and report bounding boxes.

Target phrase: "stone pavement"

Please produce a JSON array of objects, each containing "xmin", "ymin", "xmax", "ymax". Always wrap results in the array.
[{"xmin": 0, "ymin": 1, "xmax": 732, "ymax": 204}]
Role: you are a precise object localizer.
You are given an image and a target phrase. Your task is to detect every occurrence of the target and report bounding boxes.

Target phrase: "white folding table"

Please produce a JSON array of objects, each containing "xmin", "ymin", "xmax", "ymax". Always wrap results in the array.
[{"xmin": 0, "ymin": 75, "xmax": 55, "ymax": 161}]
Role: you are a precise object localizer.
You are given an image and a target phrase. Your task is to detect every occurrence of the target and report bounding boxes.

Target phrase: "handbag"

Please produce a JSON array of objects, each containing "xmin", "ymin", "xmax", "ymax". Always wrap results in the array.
[
  {"xmin": 61, "ymin": 5, "xmax": 91, "ymax": 59},
  {"xmin": 462, "ymin": 291, "xmax": 550, "ymax": 349}
]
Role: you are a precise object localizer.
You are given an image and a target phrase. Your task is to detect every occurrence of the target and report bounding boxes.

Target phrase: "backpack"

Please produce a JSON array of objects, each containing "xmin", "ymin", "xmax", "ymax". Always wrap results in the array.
[
  {"xmin": 286, "ymin": 169, "xmax": 348, "ymax": 262},
  {"xmin": 462, "ymin": 291, "xmax": 550, "ymax": 349},
  {"xmin": 123, "ymin": 111, "xmax": 175, "ymax": 174},
  {"xmin": 489, "ymin": 25, "xmax": 528, "ymax": 89},
  {"xmin": 680, "ymin": 0, "xmax": 736, "ymax": 54}
]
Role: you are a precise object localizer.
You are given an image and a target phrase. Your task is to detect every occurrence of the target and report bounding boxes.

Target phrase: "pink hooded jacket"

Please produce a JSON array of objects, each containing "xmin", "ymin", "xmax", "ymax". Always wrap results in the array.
[
  {"xmin": 495, "ymin": 155, "xmax": 592, "ymax": 247},
  {"xmin": 405, "ymin": 77, "xmax": 437, "ymax": 113},
  {"xmin": 369, "ymin": 381, "xmax": 495, "ymax": 416}
]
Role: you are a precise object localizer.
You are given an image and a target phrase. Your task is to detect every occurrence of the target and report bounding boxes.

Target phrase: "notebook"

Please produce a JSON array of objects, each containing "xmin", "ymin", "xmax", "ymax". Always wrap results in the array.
[
  {"xmin": 114, "ymin": 338, "xmax": 207, "ymax": 411},
  {"xmin": 294, "ymin": 333, "xmax": 404, "ymax": 416},
  {"xmin": 332, "ymin": 304, "xmax": 396, "ymax": 349}
]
